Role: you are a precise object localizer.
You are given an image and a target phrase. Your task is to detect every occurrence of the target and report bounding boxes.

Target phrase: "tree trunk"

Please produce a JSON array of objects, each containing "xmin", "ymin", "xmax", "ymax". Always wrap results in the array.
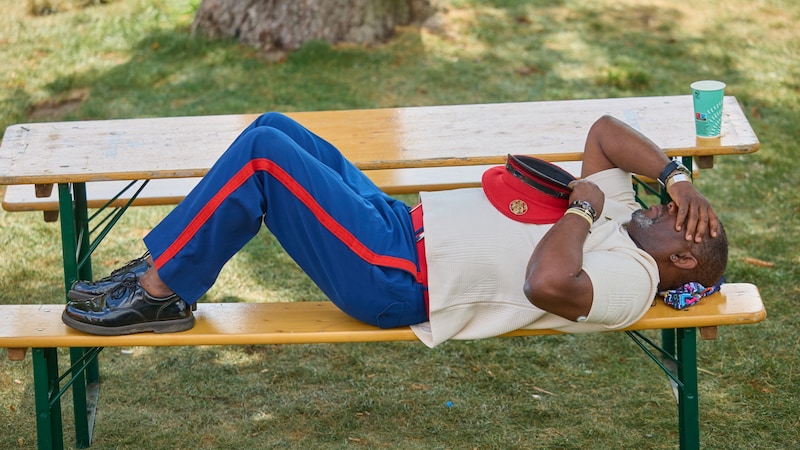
[{"xmin": 191, "ymin": 0, "xmax": 434, "ymax": 57}]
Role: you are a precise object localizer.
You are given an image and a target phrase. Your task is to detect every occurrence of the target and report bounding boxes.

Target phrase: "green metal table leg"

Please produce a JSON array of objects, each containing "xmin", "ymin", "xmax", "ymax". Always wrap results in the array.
[
  {"xmin": 75, "ymin": 182, "xmax": 100, "ymax": 373},
  {"xmin": 631, "ymin": 156, "xmax": 700, "ymax": 449},
  {"xmin": 57, "ymin": 183, "xmax": 96, "ymax": 448},
  {"xmin": 71, "ymin": 183, "xmax": 101, "ymax": 387},
  {"xmin": 677, "ymin": 327, "xmax": 700, "ymax": 450},
  {"xmin": 32, "ymin": 348, "xmax": 63, "ymax": 450}
]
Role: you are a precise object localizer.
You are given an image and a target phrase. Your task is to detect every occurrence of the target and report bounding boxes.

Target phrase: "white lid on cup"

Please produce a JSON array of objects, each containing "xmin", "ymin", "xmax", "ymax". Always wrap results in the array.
[{"xmin": 691, "ymin": 80, "xmax": 726, "ymax": 91}]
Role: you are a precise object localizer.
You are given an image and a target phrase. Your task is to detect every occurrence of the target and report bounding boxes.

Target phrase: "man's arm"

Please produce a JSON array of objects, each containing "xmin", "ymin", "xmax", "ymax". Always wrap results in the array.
[
  {"xmin": 581, "ymin": 115, "xmax": 719, "ymax": 242},
  {"xmin": 523, "ymin": 181, "xmax": 601, "ymax": 321}
]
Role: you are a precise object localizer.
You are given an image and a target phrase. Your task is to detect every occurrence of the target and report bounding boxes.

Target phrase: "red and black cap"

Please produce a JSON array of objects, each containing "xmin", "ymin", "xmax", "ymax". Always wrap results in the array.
[{"xmin": 481, "ymin": 154, "xmax": 576, "ymax": 224}]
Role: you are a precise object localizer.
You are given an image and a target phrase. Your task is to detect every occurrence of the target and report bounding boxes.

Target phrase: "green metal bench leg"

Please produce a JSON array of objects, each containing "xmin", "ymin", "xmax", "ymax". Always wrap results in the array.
[
  {"xmin": 32, "ymin": 348, "xmax": 63, "ymax": 450},
  {"xmin": 676, "ymin": 327, "xmax": 700, "ymax": 450},
  {"xmin": 69, "ymin": 348, "xmax": 91, "ymax": 448}
]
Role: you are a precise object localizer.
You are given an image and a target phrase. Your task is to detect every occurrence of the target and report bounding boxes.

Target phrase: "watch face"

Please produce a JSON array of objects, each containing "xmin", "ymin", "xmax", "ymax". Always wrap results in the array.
[{"xmin": 570, "ymin": 200, "xmax": 596, "ymax": 220}]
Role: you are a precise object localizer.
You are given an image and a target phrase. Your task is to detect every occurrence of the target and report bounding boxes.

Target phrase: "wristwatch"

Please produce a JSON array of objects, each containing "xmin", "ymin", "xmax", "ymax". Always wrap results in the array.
[
  {"xmin": 569, "ymin": 200, "xmax": 598, "ymax": 221},
  {"xmin": 658, "ymin": 160, "xmax": 691, "ymax": 187}
]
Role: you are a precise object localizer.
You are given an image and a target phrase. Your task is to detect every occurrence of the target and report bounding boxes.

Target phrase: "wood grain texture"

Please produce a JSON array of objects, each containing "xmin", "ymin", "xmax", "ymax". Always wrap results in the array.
[
  {"xmin": 1, "ymin": 283, "xmax": 764, "ymax": 351},
  {"xmin": 0, "ymin": 96, "xmax": 758, "ymax": 185}
]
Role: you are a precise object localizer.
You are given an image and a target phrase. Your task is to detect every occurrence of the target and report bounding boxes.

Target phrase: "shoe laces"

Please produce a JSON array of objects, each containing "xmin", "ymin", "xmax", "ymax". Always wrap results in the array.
[
  {"xmin": 107, "ymin": 251, "xmax": 151, "ymax": 278},
  {"xmin": 107, "ymin": 277, "xmax": 139, "ymax": 298}
]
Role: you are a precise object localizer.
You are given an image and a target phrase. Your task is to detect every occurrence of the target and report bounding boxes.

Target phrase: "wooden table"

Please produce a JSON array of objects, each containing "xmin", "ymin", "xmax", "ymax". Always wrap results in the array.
[{"xmin": 0, "ymin": 96, "xmax": 761, "ymax": 450}]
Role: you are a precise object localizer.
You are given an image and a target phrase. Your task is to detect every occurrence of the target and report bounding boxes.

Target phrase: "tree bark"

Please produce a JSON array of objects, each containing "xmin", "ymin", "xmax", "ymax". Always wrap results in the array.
[{"xmin": 192, "ymin": 0, "xmax": 434, "ymax": 56}]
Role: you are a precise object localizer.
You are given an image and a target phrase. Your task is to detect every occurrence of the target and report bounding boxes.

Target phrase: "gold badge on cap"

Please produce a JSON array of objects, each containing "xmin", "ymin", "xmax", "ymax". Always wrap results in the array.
[{"xmin": 509, "ymin": 199, "xmax": 528, "ymax": 216}]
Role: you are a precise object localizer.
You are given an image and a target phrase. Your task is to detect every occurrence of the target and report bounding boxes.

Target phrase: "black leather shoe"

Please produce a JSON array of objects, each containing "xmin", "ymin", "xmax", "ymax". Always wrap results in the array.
[
  {"xmin": 68, "ymin": 252, "xmax": 151, "ymax": 301},
  {"xmin": 62, "ymin": 278, "xmax": 194, "ymax": 335}
]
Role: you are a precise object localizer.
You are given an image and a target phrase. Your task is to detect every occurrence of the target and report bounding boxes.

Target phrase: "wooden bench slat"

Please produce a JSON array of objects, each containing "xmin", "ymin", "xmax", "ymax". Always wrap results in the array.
[
  {"xmin": 1, "ymin": 283, "xmax": 763, "ymax": 353},
  {"xmin": 2, "ymin": 178, "xmax": 202, "ymax": 212},
  {"xmin": 0, "ymin": 165, "xmax": 532, "ymax": 213},
  {"xmin": 5, "ymin": 161, "xmax": 684, "ymax": 213},
  {"xmin": 1, "ymin": 167, "xmax": 506, "ymax": 213}
]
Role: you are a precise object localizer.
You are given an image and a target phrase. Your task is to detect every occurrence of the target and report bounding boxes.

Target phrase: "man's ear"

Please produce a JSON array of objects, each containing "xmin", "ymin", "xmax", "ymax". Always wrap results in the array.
[{"xmin": 670, "ymin": 252, "xmax": 698, "ymax": 270}]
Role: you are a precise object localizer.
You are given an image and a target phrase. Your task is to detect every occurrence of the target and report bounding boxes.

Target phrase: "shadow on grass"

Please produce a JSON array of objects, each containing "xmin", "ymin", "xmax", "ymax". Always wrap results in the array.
[{"xmin": 36, "ymin": 1, "xmax": 747, "ymax": 122}]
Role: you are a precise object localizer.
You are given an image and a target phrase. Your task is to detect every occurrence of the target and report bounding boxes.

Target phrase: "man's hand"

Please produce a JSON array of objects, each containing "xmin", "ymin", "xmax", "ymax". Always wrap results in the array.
[
  {"xmin": 580, "ymin": 116, "xmax": 721, "ymax": 243},
  {"xmin": 667, "ymin": 181, "xmax": 720, "ymax": 242},
  {"xmin": 568, "ymin": 180, "xmax": 605, "ymax": 217}
]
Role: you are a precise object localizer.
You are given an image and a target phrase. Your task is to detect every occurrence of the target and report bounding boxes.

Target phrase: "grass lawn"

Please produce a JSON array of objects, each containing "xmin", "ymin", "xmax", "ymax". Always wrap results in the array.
[{"xmin": 1, "ymin": 0, "xmax": 798, "ymax": 448}]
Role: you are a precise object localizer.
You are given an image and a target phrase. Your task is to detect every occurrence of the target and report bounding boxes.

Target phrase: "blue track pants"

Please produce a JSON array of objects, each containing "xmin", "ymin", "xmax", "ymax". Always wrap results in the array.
[{"xmin": 143, "ymin": 112, "xmax": 427, "ymax": 328}]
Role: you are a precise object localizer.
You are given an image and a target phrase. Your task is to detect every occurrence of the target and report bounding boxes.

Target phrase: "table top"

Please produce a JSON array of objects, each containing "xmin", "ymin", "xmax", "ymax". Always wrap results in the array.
[{"xmin": 0, "ymin": 96, "xmax": 759, "ymax": 185}]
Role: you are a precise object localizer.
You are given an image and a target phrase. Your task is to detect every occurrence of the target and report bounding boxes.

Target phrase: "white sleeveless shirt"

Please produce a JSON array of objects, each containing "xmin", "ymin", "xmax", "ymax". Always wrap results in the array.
[{"xmin": 411, "ymin": 168, "xmax": 659, "ymax": 348}]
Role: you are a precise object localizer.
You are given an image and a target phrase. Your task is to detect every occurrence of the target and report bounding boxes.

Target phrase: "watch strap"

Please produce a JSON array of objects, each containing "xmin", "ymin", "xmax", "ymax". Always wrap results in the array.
[{"xmin": 658, "ymin": 160, "xmax": 680, "ymax": 187}]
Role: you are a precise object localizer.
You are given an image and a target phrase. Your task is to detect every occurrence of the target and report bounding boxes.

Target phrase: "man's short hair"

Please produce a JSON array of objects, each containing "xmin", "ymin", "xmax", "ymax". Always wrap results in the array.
[{"xmin": 692, "ymin": 221, "xmax": 728, "ymax": 287}]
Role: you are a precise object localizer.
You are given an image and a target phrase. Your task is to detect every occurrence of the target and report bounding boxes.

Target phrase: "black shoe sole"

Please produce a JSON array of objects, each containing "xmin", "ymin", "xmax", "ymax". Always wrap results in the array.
[{"xmin": 61, "ymin": 311, "xmax": 195, "ymax": 336}]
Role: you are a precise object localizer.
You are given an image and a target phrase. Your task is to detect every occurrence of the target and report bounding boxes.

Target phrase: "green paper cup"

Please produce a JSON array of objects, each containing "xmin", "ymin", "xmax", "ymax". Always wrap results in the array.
[{"xmin": 691, "ymin": 80, "xmax": 726, "ymax": 138}]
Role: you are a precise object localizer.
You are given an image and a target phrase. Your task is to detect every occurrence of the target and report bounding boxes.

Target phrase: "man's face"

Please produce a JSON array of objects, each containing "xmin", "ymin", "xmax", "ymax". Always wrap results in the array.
[
  {"xmin": 630, "ymin": 203, "xmax": 670, "ymax": 229},
  {"xmin": 627, "ymin": 203, "xmax": 685, "ymax": 252}
]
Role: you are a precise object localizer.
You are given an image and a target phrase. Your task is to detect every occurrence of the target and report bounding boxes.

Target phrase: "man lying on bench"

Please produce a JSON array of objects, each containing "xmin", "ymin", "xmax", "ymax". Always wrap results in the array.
[{"xmin": 61, "ymin": 113, "xmax": 727, "ymax": 348}]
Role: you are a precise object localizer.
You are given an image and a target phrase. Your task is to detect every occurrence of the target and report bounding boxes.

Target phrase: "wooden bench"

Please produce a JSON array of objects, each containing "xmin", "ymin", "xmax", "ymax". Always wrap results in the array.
[
  {"xmin": 0, "ymin": 285, "xmax": 766, "ymax": 449},
  {"xmin": 0, "ymin": 96, "xmax": 762, "ymax": 450},
  {"xmin": 1, "ymin": 283, "xmax": 764, "ymax": 354}
]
